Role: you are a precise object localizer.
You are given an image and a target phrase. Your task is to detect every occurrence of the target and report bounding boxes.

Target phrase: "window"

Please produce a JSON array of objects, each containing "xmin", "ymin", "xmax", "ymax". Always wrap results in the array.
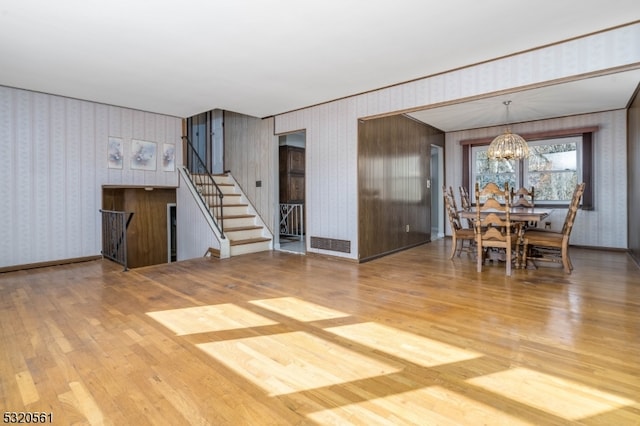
[
  {"xmin": 472, "ymin": 146, "xmax": 518, "ymax": 194},
  {"xmin": 526, "ymin": 137, "xmax": 580, "ymax": 203},
  {"xmin": 462, "ymin": 128, "xmax": 594, "ymax": 208},
  {"xmin": 472, "ymin": 136, "xmax": 580, "ymax": 204}
]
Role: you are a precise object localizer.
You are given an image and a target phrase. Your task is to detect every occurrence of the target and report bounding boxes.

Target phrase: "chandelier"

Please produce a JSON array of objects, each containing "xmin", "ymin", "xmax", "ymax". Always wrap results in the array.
[{"xmin": 487, "ymin": 101, "xmax": 529, "ymax": 160}]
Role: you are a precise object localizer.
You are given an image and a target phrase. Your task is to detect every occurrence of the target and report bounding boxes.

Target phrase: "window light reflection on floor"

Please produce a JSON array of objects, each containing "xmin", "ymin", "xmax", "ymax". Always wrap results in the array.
[
  {"xmin": 325, "ymin": 322, "xmax": 482, "ymax": 367},
  {"xmin": 468, "ymin": 367, "xmax": 636, "ymax": 421},
  {"xmin": 249, "ymin": 296, "xmax": 351, "ymax": 322},
  {"xmin": 306, "ymin": 386, "xmax": 536, "ymax": 426},
  {"xmin": 196, "ymin": 331, "xmax": 402, "ymax": 396},
  {"xmin": 146, "ymin": 303, "xmax": 277, "ymax": 335}
]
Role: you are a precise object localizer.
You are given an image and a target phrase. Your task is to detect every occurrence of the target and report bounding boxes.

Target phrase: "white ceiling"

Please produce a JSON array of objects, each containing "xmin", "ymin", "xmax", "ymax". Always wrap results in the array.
[
  {"xmin": 1, "ymin": 1, "xmax": 639, "ymax": 131},
  {"xmin": 408, "ymin": 70, "xmax": 640, "ymax": 132}
]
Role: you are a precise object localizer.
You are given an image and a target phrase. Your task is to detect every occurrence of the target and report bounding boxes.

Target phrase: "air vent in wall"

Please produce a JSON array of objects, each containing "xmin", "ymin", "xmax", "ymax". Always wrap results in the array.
[{"xmin": 309, "ymin": 237, "xmax": 351, "ymax": 253}]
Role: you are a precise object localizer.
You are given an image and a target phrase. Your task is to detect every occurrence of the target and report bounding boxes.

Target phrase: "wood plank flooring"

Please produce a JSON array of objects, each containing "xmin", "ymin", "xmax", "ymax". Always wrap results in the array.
[{"xmin": 1, "ymin": 239, "xmax": 639, "ymax": 425}]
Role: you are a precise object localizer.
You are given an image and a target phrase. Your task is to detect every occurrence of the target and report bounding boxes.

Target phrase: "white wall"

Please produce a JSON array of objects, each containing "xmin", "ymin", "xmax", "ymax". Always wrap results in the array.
[
  {"xmin": 445, "ymin": 110, "xmax": 627, "ymax": 248},
  {"xmin": 275, "ymin": 23, "xmax": 639, "ymax": 259},
  {"xmin": 176, "ymin": 173, "xmax": 219, "ymax": 260},
  {"xmin": 224, "ymin": 112, "xmax": 279, "ymax": 235},
  {"xmin": 0, "ymin": 86, "xmax": 182, "ymax": 268}
]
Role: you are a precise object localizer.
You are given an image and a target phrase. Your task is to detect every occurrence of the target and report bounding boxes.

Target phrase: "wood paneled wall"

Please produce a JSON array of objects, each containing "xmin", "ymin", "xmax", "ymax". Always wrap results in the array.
[
  {"xmin": 358, "ymin": 115, "xmax": 443, "ymax": 261},
  {"xmin": 102, "ymin": 187, "xmax": 176, "ymax": 268},
  {"xmin": 628, "ymin": 90, "xmax": 640, "ymax": 264}
]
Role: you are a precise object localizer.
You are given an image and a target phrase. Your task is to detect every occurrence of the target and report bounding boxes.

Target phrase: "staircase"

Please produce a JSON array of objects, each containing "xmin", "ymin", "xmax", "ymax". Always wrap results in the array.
[{"xmin": 197, "ymin": 173, "xmax": 272, "ymax": 257}]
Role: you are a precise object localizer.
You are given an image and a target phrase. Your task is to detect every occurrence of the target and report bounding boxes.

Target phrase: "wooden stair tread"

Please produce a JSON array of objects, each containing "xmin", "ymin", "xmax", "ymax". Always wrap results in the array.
[
  {"xmin": 201, "ymin": 193, "xmax": 240, "ymax": 198},
  {"xmin": 196, "ymin": 182, "xmax": 233, "ymax": 187},
  {"xmin": 201, "ymin": 191, "xmax": 238, "ymax": 195},
  {"xmin": 229, "ymin": 237, "xmax": 271, "ymax": 246},
  {"xmin": 224, "ymin": 225, "xmax": 263, "ymax": 232},
  {"xmin": 218, "ymin": 214, "xmax": 255, "ymax": 219}
]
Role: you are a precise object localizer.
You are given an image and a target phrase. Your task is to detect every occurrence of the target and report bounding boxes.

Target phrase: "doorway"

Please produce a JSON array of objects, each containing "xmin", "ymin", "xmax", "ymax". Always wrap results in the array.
[
  {"xmin": 277, "ymin": 131, "xmax": 306, "ymax": 254},
  {"xmin": 431, "ymin": 145, "xmax": 445, "ymax": 239},
  {"xmin": 167, "ymin": 203, "xmax": 177, "ymax": 262}
]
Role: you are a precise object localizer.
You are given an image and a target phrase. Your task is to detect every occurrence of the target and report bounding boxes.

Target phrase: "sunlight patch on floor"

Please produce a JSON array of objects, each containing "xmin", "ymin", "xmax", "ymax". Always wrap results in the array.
[
  {"xmin": 468, "ymin": 367, "xmax": 636, "ymax": 421},
  {"xmin": 249, "ymin": 296, "xmax": 351, "ymax": 322},
  {"xmin": 325, "ymin": 322, "xmax": 482, "ymax": 367},
  {"xmin": 307, "ymin": 386, "xmax": 535, "ymax": 426},
  {"xmin": 196, "ymin": 331, "xmax": 401, "ymax": 396},
  {"xmin": 146, "ymin": 304, "xmax": 277, "ymax": 335}
]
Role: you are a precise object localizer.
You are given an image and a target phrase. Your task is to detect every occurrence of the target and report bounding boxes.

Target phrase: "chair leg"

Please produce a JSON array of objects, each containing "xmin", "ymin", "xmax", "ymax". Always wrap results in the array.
[
  {"xmin": 522, "ymin": 241, "xmax": 537, "ymax": 270},
  {"xmin": 561, "ymin": 244, "xmax": 571, "ymax": 273},
  {"xmin": 449, "ymin": 235, "xmax": 457, "ymax": 260}
]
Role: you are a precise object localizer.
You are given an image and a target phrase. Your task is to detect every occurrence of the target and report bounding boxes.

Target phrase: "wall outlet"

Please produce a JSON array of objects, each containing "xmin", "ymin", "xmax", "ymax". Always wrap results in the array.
[{"xmin": 406, "ymin": 224, "xmax": 410, "ymax": 232}]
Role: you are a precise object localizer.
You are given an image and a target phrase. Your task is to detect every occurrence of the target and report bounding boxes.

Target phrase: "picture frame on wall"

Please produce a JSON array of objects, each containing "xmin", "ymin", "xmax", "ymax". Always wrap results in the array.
[
  {"xmin": 131, "ymin": 139, "xmax": 157, "ymax": 171},
  {"xmin": 163, "ymin": 143, "xmax": 175, "ymax": 172},
  {"xmin": 107, "ymin": 136, "xmax": 123, "ymax": 169}
]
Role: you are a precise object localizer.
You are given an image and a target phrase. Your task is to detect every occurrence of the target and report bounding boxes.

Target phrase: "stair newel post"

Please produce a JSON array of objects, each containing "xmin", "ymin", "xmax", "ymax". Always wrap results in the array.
[{"xmin": 218, "ymin": 191, "xmax": 225, "ymax": 238}]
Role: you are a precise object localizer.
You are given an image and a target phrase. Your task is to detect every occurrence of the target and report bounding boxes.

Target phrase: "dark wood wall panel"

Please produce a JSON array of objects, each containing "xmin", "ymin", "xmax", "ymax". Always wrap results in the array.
[
  {"xmin": 102, "ymin": 188, "xmax": 176, "ymax": 268},
  {"xmin": 628, "ymin": 91, "xmax": 640, "ymax": 265},
  {"xmin": 358, "ymin": 115, "xmax": 443, "ymax": 261}
]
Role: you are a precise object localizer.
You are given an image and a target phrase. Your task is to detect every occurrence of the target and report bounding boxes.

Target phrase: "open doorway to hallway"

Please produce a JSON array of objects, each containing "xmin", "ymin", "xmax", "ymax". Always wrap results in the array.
[
  {"xmin": 278, "ymin": 131, "xmax": 306, "ymax": 254},
  {"xmin": 431, "ymin": 145, "xmax": 445, "ymax": 240}
]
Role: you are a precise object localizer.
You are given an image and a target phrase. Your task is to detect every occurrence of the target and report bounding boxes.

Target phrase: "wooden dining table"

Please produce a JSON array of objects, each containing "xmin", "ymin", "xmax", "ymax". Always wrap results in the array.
[
  {"xmin": 458, "ymin": 207, "xmax": 552, "ymax": 223},
  {"xmin": 458, "ymin": 207, "xmax": 553, "ymax": 268}
]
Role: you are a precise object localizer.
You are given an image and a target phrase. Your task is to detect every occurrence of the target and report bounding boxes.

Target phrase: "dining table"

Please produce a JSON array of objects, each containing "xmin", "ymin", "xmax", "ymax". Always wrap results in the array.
[
  {"xmin": 458, "ymin": 207, "xmax": 553, "ymax": 268},
  {"xmin": 458, "ymin": 207, "xmax": 552, "ymax": 223}
]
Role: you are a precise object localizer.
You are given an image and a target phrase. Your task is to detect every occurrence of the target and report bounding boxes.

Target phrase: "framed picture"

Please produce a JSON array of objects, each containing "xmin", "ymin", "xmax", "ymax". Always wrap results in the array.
[
  {"xmin": 131, "ymin": 139, "xmax": 157, "ymax": 171},
  {"xmin": 107, "ymin": 137, "xmax": 123, "ymax": 169},
  {"xmin": 163, "ymin": 143, "xmax": 175, "ymax": 172}
]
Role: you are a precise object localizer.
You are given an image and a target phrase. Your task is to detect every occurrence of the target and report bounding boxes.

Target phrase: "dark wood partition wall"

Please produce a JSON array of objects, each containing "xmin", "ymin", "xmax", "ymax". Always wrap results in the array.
[
  {"xmin": 102, "ymin": 188, "xmax": 176, "ymax": 268},
  {"xmin": 628, "ymin": 91, "xmax": 640, "ymax": 265},
  {"xmin": 358, "ymin": 115, "xmax": 444, "ymax": 261}
]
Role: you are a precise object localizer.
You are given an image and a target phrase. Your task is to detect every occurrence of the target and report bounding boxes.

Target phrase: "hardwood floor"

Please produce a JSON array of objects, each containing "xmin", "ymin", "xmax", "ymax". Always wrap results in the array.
[{"xmin": 1, "ymin": 239, "xmax": 639, "ymax": 425}]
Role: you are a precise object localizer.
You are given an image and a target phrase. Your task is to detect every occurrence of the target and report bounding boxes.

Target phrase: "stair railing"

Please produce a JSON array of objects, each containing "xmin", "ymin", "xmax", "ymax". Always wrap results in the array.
[
  {"xmin": 279, "ymin": 203, "xmax": 304, "ymax": 241},
  {"xmin": 100, "ymin": 210, "xmax": 134, "ymax": 271},
  {"xmin": 182, "ymin": 136, "xmax": 225, "ymax": 238}
]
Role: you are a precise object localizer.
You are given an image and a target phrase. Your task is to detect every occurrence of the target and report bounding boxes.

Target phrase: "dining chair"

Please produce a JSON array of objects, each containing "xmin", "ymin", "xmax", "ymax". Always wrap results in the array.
[
  {"xmin": 459, "ymin": 186, "xmax": 472, "ymax": 210},
  {"xmin": 510, "ymin": 186, "xmax": 535, "ymax": 208},
  {"xmin": 444, "ymin": 186, "xmax": 475, "ymax": 259},
  {"xmin": 458, "ymin": 186, "xmax": 474, "ymax": 228},
  {"xmin": 510, "ymin": 186, "xmax": 537, "ymax": 229},
  {"xmin": 521, "ymin": 182, "xmax": 586, "ymax": 273},
  {"xmin": 474, "ymin": 182, "xmax": 514, "ymax": 276},
  {"xmin": 476, "ymin": 182, "xmax": 509, "ymax": 205}
]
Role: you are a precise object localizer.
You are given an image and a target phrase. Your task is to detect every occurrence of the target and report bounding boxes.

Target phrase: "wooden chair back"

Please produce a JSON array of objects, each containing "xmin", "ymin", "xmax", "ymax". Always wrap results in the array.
[
  {"xmin": 459, "ymin": 186, "xmax": 472, "ymax": 211},
  {"xmin": 561, "ymin": 182, "xmax": 586, "ymax": 237},
  {"xmin": 474, "ymin": 182, "xmax": 513, "ymax": 275},
  {"xmin": 511, "ymin": 186, "xmax": 535, "ymax": 208},
  {"xmin": 444, "ymin": 186, "xmax": 476, "ymax": 259},
  {"xmin": 476, "ymin": 182, "xmax": 508, "ymax": 205},
  {"xmin": 443, "ymin": 187, "xmax": 462, "ymax": 232},
  {"xmin": 455, "ymin": 186, "xmax": 476, "ymax": 229}
]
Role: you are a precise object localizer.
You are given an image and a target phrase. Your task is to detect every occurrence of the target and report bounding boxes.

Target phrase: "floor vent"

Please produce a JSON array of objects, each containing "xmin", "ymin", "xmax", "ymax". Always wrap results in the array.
[{"xmin": 310, "ymin": 237, "xmax": 351, "ymax": 253}]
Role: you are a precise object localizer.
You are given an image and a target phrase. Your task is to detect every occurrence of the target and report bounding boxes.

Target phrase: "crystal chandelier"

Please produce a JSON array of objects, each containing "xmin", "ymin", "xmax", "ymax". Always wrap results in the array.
[{"xmin": 487, "ymin": 101, "xmax": 529, "ymax": 160}]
